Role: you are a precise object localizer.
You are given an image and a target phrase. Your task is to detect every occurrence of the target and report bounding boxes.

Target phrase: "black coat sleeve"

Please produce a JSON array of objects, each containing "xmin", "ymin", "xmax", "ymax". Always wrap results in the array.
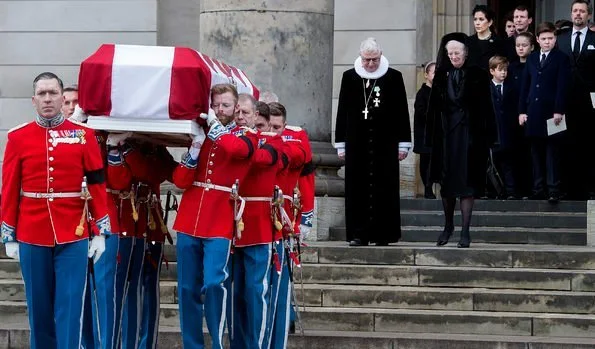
[
  {"xmin": 413, "ymin": 85, "xmax": 430, "ymax": 152},
  {"xmin": 335, "ymin": 71, "xmax": 351, "ymax": 145},
  {"xmin": 394, "ymin": 71, "xmax": 412, "ymax": 144}
]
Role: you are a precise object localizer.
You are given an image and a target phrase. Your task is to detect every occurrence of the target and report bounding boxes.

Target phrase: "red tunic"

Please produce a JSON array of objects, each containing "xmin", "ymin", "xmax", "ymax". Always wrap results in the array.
[
  {"xmin": 235, "ymin": 132, "xmax": 284, "ymax": 247},
  {"xmin": 1, "ymin": 118, "xmax": 110, "ymax": 246},
  {"xmin": 172, "ymin": 123, "xmax": 258, "ymax": 240},
  {"xmin": 282, "ymin": 126, "xmax": 315, "ymax": 232},
  {"xmin": 276, "ymin": 137, "xmax": 307, "ymax": 235}
]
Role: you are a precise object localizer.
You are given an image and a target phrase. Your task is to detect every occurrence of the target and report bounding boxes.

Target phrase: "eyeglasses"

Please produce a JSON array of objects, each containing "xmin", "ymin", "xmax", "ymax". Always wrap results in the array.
[{"xmin": 362, "ymin": 57, "xmax": 380, "ymax": 63}]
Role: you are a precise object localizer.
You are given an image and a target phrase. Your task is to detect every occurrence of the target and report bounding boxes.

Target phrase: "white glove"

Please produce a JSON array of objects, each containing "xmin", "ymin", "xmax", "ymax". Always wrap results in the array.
[
  {"xmin": 189, "ymin": 127, "xmax": 206, "ymax": 160},
  {"xmin": 337, "ymin": 147, "xmax": 345, "ymax": 158},
  {"xmin": 4, "ymin": 242, "xmax": 19, "ymax": 261},
  {"xmin": 299, "ymin": 225, "xmax": 311, "ymax": 241},
  {"xmin": 200, "ymin": 108, "xmax": 219, "ymax": 127},
  {"xmin": 70, "ymin": 105, "xmax": 88, "ymax": 123},
  {"xmin": 88, "ymin": 235, "xmax": 106, "ymax": 263},
  {"xmin": 106, "ymin": 132, "xmax": 133, "ymax": 146}
]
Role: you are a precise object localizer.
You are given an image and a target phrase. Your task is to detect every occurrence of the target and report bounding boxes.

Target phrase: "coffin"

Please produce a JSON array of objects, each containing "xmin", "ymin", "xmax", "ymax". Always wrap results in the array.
[{"xmin": 78, "ymin": 44, "xmax": 259, "ymax": 146}]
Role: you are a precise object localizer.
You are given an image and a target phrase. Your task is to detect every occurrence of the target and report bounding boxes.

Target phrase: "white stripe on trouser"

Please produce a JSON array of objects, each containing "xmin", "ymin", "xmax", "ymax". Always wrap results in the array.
[
  {"xmin": 150, "ymin": 247, "xmax": 163, "ymax": 349},
  {"xmin": 109, "ymin": 238, "xmax": 120, "ymax": 349},
  {"xmin": 258, "ymin": 246, "xmax": 273, "ymax": 347},
  {"xmin": 134, "ymin": 243, "xmax": 145, "ymax": 349},
  {"xmin": 218, "ymin": 241, "xmax": 231, "ymax": 344},
  {"xmin": 78, "ymin": 246, "xmax": 90, "ymax": 349},
  {"xmin": 282, "ymin": 281, "xmax": 291, "ymax": 348}
]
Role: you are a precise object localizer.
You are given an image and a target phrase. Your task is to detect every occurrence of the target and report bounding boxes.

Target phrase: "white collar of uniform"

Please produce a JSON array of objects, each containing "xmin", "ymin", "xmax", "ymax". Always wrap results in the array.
[
  {"xmin": 572, "ymin": 26, "xmax": 588, "ymax": 36},
  {"xmin": 354, "ymin": 55, "xmax": 389, "ymax": 79}
]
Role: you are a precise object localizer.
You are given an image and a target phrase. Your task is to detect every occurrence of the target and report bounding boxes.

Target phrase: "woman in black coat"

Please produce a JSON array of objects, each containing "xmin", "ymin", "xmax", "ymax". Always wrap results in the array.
[
  {"xmin": 467, "ymin": 5, "xmax": 507, "ymax": 71},
  {"xmin": 425, "ymin": 32, "xmax": 498, "ymax": 248}
]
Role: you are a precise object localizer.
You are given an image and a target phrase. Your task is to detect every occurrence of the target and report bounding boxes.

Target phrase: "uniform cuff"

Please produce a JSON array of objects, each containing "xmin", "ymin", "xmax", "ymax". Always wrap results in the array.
[
  {"xmin": 1, "ymin": 222, "xmax": 15, "ymax": 243},
  {"xmin": 300, "ymin": 210, "xmax": 314, "ymax": 228},
  {"xmin": 95, "ymin": 215, "xmax": 112, "ymax": 236},
  {"xmin": 181, "ymin": 152, "xmax": 198, "ymax": 169},
  {"xmin": 207, "ymin": 123, "xmax": 228, "ymax": 141},
  {"xmin": 107, "ymin": 149, "xmax": 123, "ymax": 166}
]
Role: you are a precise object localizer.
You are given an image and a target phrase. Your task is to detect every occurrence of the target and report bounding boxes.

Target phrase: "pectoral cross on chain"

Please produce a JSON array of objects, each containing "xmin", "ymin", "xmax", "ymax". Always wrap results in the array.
[
  {"xmin": 373, "ymin": 98, "xmax": 380, "ymax": 107},
  {"xmin": 362, "ymin": 108, "xmax": 369, "ymax": 120}
]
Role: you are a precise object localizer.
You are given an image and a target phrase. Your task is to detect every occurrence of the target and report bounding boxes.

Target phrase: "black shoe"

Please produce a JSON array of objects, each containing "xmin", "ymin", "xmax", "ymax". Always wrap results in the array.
[
  {"xmin": 436, "ymin": 226, "xmax": 454, "ymax": 246},
  {"xmin": 548, "ymin": 195, "xmax": 559, "ymax": 204},
  {"xmin": 289, "ymin": 320, "xmax": 296, "ymax": 334},
  {"xmin": 457, "ymin": 229, "xmax": 471, "ymax": 248},
  {"xmin": 349, "ymin": 239, "xmax": 368, "ymax": 246}
]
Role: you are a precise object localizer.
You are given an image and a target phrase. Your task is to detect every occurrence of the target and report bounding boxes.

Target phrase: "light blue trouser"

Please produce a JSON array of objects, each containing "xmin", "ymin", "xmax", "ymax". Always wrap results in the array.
[
  {"xmin": 122, "ymin": 237, "xmax": 146, "ymax": 348},
  {"xmin": 114, "ymin": 237, "xmax": 135, "ymax": 348},
  {"xmin": 266, "ymin": 240, "xmax": 292, "ymax": 349},
  {"xmin": 227, "ymin": 244, "xmax": 273, "ymax": 349},
  {"xmin": 19, "ymin": 239, "xmax": 89, "ymax": 349},
  {"xmin": 81, "ymin": 235, "xmax": 119, "ymax": 349},
  {"xmin": 138, "ymin": 241, "xmax": 164, "ymax": 349},
  {"xmin": 177, "ymin": 233, "xmax": 231, "ymax": 349}
]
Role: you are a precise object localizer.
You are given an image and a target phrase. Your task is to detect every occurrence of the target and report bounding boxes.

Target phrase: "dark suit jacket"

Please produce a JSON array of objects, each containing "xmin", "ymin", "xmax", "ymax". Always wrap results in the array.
[
  {"xmin": 518, "ymin": 48, "xmax": 571, "ymax": 138},
  {"xmin": 556, "ymin": 29, "xmax": 595, "ymax": 130},
  {"xmin": 491, "ymin": 80, "xmax": 519, "ymax": 150},
  {"xmin": 413, "ymin": 83, "xmax": 431, "ymax": 153}
]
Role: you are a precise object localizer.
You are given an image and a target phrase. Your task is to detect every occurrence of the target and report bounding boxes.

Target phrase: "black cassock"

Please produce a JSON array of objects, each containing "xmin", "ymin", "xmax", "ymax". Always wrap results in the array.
[{"xmin": 335, "ymin": 68, "xmax": 411, "ymax": 244}]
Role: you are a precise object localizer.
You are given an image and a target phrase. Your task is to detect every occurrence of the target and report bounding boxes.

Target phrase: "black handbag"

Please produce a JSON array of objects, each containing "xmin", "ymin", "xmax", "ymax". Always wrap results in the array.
[{"xmin": 486, "ymin": 148, "xmax": 505, "ymax": 198}]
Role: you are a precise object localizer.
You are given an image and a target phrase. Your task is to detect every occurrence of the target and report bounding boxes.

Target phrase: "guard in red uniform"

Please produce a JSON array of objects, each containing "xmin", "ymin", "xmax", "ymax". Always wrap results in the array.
[
  {"xmin": 267, "ymin": 102, "xmax": 315, "ymax": 347},
  {"xmin": 1, "ymin": 73, "xmax": 111, "ymax": 349},
  {"xmin": 226, "ymin": 93, "xmax": 284, "ymax": 348},
  {"xmin": 172, "ymin": 84, "xmax": 258, "ymax": 349}
]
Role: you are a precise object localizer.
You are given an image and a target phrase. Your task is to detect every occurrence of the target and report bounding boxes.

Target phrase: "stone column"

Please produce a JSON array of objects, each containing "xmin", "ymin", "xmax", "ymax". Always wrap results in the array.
[
  {"xmin": 199, "ymin": 0, "xmax": 334, "ymax": 142},
  {"xmin": 157, "ymin": 0, "xmax": 201, "ymax": 49}
]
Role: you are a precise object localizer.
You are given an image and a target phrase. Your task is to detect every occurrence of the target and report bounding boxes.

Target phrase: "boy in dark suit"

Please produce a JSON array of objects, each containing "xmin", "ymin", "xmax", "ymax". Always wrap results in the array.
[
  {"xmin": 489, "ymin": 56, "xmax": 519, "ymax": 199},
  {"xmin": 519, "ymin": 22, "xmax": 572, "ymax": 203}
]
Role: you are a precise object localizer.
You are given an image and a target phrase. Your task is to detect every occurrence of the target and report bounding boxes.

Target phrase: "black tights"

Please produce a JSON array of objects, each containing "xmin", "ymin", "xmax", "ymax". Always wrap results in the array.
[{"xmin": 442, "ymin": 196, "xmax": 474, "ymax": 231}]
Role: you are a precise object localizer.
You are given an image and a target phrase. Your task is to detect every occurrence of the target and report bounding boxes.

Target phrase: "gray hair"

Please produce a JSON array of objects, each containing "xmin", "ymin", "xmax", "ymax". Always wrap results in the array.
[
  {"xmin": 238, "ymin": 93, "xmax": 257, "ymax": 111},
  {"xmin": 360, "ymin": 37, "xmax": 382, "ymax": 54},
  {"xmin": 445, "ymin": 40, "xmax": 467, "ymax": 53},
  {"xmin": 259, "ymin": 91, "xmax": 279, "ymax": 103}
]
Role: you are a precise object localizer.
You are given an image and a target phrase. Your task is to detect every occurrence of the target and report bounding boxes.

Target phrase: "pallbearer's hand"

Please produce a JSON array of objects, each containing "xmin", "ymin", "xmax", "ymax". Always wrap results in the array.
[
  {"xmin": 200, "ymin": 108, "xmax": 219, "ymax": 127},
  {"xmin": 519, "ymin": 114, "xmax": 528, "ymax": 125},
  {"xmin": 88, "ymin": 235, "xmax": 106, "ymax": 264},
  {"xmin": 4, "ymin": 242, "xmax": 19, "ymax": 261}
]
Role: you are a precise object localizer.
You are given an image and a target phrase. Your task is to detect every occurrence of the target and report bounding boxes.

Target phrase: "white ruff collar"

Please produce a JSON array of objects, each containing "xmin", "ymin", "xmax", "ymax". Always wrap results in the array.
[{"xmin": 354, "ymin": 55, "xmax": 389, "ymax": 79}]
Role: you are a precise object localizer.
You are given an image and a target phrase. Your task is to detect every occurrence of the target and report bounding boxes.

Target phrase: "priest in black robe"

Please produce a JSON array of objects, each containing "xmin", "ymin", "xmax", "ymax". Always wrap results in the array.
[{"xmin": 335, "ymin": 37, "xmax": 412, "ymax": 247}]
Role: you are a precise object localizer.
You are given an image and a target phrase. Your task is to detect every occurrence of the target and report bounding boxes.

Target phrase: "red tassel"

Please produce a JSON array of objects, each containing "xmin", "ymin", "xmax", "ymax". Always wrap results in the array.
[
  {"xmin": 273, "ymin": 252, "xmax": 281, "ymax": 275},
  {"xmin": 290, "ymin": 251, "xmax": 301, "ymax": 268}
]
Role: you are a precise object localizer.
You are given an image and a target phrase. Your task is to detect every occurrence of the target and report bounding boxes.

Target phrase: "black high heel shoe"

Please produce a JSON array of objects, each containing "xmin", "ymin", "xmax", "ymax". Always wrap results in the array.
[
  {"xmin": 436, "ymin": 226, "xmax": 454, "ymax": 246},
  {"xmin": 457, "ymin": 228, "xmax": 471, "ymax": 248}
]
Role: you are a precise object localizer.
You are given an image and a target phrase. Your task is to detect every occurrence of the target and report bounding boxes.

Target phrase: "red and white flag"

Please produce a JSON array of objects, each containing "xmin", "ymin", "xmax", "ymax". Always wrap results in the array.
[{"xmin": 78, "ymin": 44, "xmax": 259, "ymax": 120}]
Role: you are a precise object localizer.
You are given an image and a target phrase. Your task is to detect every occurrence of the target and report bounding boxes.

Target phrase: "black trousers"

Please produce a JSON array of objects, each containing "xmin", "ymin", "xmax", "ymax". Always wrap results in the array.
[
  {"xmin": 530, "ymin": 137, "xmax": 561, "ymax": 196},
  {"xmin": 493, "ymin": 148, "xmax": 516, "ymax": 196}
]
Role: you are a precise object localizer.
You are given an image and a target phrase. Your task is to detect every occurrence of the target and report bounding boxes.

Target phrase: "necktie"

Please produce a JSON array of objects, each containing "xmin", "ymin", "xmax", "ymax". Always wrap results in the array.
[
  {"xmin": 540, "ymin": 53, "xmax": 546, "ymax": 67},
  {"xmin": 574, "ymin": 31, "xmax": 582, "ymax": 57},
  {"xmin": 496, "ymin": 84, "xmax": 502, "ymax": 98}
]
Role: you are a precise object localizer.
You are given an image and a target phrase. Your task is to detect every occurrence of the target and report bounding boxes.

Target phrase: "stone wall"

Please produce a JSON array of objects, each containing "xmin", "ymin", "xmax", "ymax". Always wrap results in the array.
[{"xmin": 0, "ymin": 0, "xmax": 158, "ymax": 182}]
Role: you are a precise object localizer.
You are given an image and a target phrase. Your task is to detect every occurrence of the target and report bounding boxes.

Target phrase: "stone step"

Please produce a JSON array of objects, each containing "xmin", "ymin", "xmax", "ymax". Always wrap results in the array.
[
  {"xmin": 400, "ymin": 198, "xmax": 586, "ymax": 213},
  {"xmin": 302, "ymin": 242, "xmax": 595, "ymax": 269},
  {"xmin": 4, "ymin": 280, "xmax": 593, "ymax": 315},
  {"xmin": 296, "ymin": 264, "xmax": 595, "ymax": 291},
  {"xmin": 1, "ymin": 324, "xmax": 595, "ymax": 349},
  {"xmin": 159, "ymin": 304, "xmax": 595, "ymax": 338},
  {"xmin": 328, "ymin": 226, "xmax": 587, "ymax": 245},
  {"xmin": 400, "ymin": 210, "xmax": 586, "ymax": 229},
  {"xmin": 295, "ymin": 284, "xmax": 595, "ymax": 314}
]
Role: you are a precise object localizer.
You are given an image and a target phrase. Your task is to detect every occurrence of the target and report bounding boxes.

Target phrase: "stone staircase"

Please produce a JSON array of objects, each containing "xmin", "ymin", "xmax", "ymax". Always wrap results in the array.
[{"xmin": 1, "ymin": 199, "xmax": 595, "ymax": 348}]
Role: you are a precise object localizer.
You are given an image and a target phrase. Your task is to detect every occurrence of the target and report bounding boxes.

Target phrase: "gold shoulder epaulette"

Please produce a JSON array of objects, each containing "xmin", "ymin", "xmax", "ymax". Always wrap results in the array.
[{"xmin": 8, "ymin": 122, "xmax": 29, "ymax": 133}]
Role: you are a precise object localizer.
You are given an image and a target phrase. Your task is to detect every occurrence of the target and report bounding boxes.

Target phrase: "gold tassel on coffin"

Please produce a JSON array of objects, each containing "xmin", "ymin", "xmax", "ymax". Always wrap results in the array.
[{"xmin": 75, "ymin": 177, "xmax": 91, "ymax": 237}]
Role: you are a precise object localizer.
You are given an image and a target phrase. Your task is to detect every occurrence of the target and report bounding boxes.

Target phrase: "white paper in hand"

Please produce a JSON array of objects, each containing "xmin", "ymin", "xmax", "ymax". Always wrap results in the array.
[{"xmin": 547, "ymin": 117, "xmax": 567, "ymax": 136}]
